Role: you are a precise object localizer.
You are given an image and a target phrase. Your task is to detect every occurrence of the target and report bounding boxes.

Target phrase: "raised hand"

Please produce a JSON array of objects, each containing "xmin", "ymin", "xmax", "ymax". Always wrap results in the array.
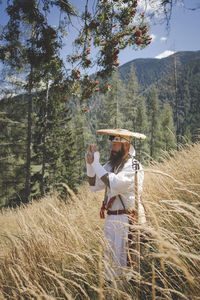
[
  {"xmin": 89, "ymin": 144, "xmax": 98, "ymax": 153},
  {"xmin": 86, "ymin": 151, "xmax": 94, "ymax": 164}
]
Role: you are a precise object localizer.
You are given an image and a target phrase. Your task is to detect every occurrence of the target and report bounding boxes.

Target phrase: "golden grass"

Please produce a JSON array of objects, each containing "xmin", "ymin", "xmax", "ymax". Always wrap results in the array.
[{"xmin": 0, "ymin": 142, "xmax": 200, "ymax": 299}]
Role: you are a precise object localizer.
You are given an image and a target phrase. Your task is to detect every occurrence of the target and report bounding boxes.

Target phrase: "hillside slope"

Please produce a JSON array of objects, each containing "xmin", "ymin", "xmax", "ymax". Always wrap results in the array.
[
  {"xmin": 87, "ymin": 50, "xmax": 200, "ymax": 143},
  {"xmin": 0, "ymin": 142, "xmax": 200, "ymax": 299},
  {"xmin": 119, "ymin": 50, "xmax": 200, "ymax": 90}
]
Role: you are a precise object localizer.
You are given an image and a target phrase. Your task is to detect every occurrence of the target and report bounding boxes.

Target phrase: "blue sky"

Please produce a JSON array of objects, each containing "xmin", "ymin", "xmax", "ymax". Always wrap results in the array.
[
  {"xmin": 64, "ymin": 0, "xmax": 200, "ymax": 66},
  {"xmin": 115, "ymin": 0, "xmax": 200, "ymax": 64},
  {"xmin": 130, "ymin": 0, "xmax": 200, "ymax": 61},
  {"xmin": 0, "ymin": 0, "xmax": 200, "ymax": 68}
]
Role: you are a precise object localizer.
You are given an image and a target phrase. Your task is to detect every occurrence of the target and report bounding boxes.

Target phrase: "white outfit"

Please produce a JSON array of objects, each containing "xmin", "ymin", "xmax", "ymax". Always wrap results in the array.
[
  {"xmin": 103, "ymin": 214, "xmax": 129, "ymax": 280},
  {"xmin": 90, "ymin": 156, "xmax": 145, "ymax": 280}
]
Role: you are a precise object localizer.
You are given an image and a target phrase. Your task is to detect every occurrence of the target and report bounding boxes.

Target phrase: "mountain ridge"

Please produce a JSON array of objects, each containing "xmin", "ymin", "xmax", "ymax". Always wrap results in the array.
[
  {"xmin": 87, "ymin": 49, "xmax": 200, "ymax": 144},
  {"xmin": 118, "ymin": 50, "xmax": 200, "ymax": 91}
]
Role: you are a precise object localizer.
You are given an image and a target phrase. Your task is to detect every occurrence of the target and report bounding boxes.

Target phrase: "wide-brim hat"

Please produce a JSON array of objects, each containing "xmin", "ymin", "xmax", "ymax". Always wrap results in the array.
[{"xmin": 96, "ymin": 128, "xmax": 146, "ymax": 142}]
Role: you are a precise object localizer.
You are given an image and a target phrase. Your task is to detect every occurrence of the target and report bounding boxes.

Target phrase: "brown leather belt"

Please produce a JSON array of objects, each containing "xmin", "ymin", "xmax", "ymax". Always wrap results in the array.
[{"xmin": 107, "ymin": 210, "xmax": 128, "ymax": 215}]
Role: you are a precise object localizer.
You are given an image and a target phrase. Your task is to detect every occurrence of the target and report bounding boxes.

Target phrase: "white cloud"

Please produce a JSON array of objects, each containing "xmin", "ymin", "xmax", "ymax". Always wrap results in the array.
[
  {"xmin": 5, "ymin": 75, "xmax": 26, "ymax": 85},
  {"xmin": 138, "ymin": 0, "xmax": 162, "ymax": 12},
  {"xmin": 160, "ymin": 37, "xmax": 167, "ymax": 42},
  {"xmin": 155, "ymin": 50, "xmax": 175, "ymax": 59},
  {"xmin": 150, "ymin": 34, "xmax": 156, "ymax": 42},
  {"xmin": 138, "ymin": 0, "xmax": 165, "ymax": 20}
]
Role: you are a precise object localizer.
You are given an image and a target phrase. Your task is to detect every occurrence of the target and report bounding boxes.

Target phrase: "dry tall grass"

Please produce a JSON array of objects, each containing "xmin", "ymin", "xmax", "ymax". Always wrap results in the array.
[{"xmin": 0, "ymin": 143, "xmax": 200, "ymax": 299}]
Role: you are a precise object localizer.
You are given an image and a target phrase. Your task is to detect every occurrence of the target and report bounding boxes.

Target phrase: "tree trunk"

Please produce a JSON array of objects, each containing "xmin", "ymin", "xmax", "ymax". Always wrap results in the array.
[
  {"xmin": 150, "ymin": 121, "xmax": 154, "ymax": 159},
  {"xmin": 40, "ymin": 81, "xmax": 50, "ymax": 197},
  {"xmin": 25, "ymin": 86, "xmax": 32, "ymax": 203},
  {"xmin": 174, "ymin": 53, "xmax": 180, "ymax": 149}
]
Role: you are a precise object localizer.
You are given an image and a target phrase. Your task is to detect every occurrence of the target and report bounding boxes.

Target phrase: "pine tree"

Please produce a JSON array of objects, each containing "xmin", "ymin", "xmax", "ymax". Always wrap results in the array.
[
  {"xmin": 135, "ymin": 97, "xmax": 149, "ymax": 163},
  {"xmin": 32, "ymin": 84, "xmax": 78, "ymax": 195},
  {"xmin": 148, "ymin": 87, "xmax": 162, "ymax": 160},
  {"xmin": 73, "ymin": 102, "xmax": 93, "ymax": 183},
  {"xmin": 160, "ymin": 102, "xmax": 176, "ymax": 152},
  {"xmin": 47, "ymin": 99, "xmax": 78, "ymax": 193},
  {"xmin": 61, "ymin": 112, "xmax": 78, "ymax": 192},
  {"xmin": 103, "ymin": 71, "xmax": 124, "ymax": 129},
  {"xmin": 97, "ymin": 71, "xmax": 125, "ymax": 162},
  {"xmin": 0, "ymin": 1, "xmax": 72, "ymax": 202},
  {"xmin": 0, "ymin": 112, "xmax": 15, "ymax": 206},
  {"xmin": 185, "ymin": 125, "xmax": 192, "ymax": 142},
  {"xmin": 0, "ymin": 97, "xmax": 26, "ymax": 207},
  {"xmin": 122, "ymin": 64, "xmax": 139, "ymax": 135},
  {"xmin": 187, "ymin": 64, "xmax": 200, "ymax": 142},
  {"xmin": 33, "ymin": 56, "xmax": 65, "ymax": 197}
]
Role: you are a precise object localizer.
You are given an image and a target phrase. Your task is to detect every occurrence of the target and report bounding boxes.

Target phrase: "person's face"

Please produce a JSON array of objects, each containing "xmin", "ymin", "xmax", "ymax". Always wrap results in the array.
[
  {"xmin": 110, "ymin": 142, "xmax": 130, "ymax": 155},
  {"xmin": 110, "ymin": 142, "xmax": 122, "ymax": 154},
  {"xmin": 109, "ymin": 142, "xmax": 126, "ymax": 167}
]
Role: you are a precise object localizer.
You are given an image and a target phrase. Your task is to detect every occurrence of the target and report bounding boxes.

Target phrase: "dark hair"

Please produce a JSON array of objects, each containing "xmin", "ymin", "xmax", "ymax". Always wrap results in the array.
[{"xmin": 109, "ymin": 135, "xmax": 115, "ymax": 141}]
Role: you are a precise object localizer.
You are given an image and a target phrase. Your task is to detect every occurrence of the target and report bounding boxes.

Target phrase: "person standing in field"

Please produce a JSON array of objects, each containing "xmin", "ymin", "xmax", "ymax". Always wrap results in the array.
[{"xmin": 85, "ymin": 128, "xmax": 146, "ymax": 282}]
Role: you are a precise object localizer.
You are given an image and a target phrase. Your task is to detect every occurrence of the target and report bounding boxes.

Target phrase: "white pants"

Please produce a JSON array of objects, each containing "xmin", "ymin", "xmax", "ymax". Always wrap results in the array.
[{"xmin": 103, "ymin": 214, "xmax": 129, "ymax": 281}]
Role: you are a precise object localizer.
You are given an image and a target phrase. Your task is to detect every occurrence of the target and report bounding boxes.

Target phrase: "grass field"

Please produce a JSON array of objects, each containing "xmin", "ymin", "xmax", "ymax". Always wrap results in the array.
[{"xmin": 0, "ymin": 143, "xmax": 200, "ymax": 299}]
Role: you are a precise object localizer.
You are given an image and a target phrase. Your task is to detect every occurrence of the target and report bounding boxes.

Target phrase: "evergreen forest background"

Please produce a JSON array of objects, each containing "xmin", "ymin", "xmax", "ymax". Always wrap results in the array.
[{"xmin": 0, "ymin": 50, "xmax": 200, "ymax": 207}]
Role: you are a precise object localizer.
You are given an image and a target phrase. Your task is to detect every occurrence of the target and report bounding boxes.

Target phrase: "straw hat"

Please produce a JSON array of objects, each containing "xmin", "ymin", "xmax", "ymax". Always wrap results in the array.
[{"xmin": 96, "ymin": 128, "xmax": 146, "ymax": 142}]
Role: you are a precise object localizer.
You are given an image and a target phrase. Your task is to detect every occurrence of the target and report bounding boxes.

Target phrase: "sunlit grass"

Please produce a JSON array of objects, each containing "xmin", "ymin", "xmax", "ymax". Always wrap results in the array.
[{"xmin": 0, "ymin": 142, "xmax": 200, "ymax": 299}]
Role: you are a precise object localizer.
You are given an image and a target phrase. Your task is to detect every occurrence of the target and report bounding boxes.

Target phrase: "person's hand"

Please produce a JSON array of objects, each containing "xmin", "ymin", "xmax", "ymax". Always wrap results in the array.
[
  {"xmin": 89, "ymin": 144, "xmax": 98, "ymax": 153},
  {"xmin": 86, "ymin": 144, "xmax": 98, "ymax": 164},
  {"xmin": 100, "ymin": 201, "xmax": 106, "ymax": 219},
  {"xmin": 86, "ymin": 151, "xmax": 94, "ymax": 164}
]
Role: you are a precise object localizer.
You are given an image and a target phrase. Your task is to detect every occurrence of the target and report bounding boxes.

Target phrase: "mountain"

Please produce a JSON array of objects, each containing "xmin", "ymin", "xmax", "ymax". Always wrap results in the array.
[
  {"xmin": 118, "ymin": 50, "xmax": 200, "ymax": 92},
  {"xmin": 87, "ymin": 50, "xmax": 200, "ymax": 143}
]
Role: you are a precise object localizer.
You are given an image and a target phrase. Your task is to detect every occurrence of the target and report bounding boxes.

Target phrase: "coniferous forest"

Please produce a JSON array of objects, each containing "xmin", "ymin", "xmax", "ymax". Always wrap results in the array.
[
  {"xmin": 1, "ymin": 50, "xmax": 200, "ymax": 207},
  {"xmin": 0, "ymin": 1, "xmax": 199, "ymax": 208}
]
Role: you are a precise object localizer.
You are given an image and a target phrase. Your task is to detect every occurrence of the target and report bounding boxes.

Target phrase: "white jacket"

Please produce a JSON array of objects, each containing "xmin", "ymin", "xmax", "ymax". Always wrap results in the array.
[{"xmin": 90, "ymin": 157, "xmax": 146, "ymax": 223}]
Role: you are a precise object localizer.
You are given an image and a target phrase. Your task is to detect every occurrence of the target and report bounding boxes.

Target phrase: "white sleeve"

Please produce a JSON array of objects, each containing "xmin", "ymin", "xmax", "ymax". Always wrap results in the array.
[
  {"xmin": 90, "ymin": 176, "xmax": 105, "ymax": 192},
  {"xmin": 89, "ymin": 162, "xmax": 110, "ymax": 192},
  {"xmin": 86, "ymin": 163, "xmax": 95, "ymax": 177}
]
